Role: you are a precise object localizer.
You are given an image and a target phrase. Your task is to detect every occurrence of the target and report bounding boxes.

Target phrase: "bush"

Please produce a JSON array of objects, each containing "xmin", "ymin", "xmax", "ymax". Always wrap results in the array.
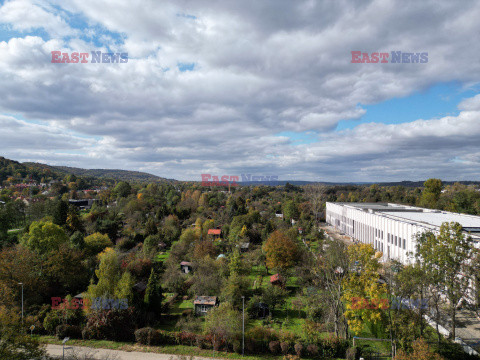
[
  {"xmin": 43, "ymin": 311, "xmax": 62, "ymax": 335},
  {"xmin": 83, "ymin": 308, "xmax": 136, "ymax": 342},
  {"xmin": 280, "ymin": 341, "xmax": 290, "ymax": 355},
  {"xmin": 346, "ymin": 346, "xmax": 357, "ymax": 360},
  {"xmin": 135, "ymin": 327, "xmax": 155, "ymax": 345},
  {"xmin": 233, "ymin": 340, "xmax": 242, "ymax": 354},
  {"xmin": 56, "ymin": 324, "xmax": 82, "ymax": 340},
  {"xmin": 306, "ymin": 344, "xmax": 319, "ymax": 357},
  {"xmin": 176, "ymin": 331, "xmax": 198, "ymax": 346},
  {"xmin": 294, "ymin": 343, "xmax": 303, "ymax": 357},
  {"xmin": 269, "ymin": 341, "xmax": 281, "ymax": 354}
]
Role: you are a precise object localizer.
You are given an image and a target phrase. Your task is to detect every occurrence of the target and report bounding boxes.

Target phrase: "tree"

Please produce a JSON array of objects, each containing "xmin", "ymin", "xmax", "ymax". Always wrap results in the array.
[
  {"xmin": 415, "ymin": 222, "xmax": 476, "ymax": 339},
  {"xmin": 87, "ymin": 248, "xmax": 121, "ymax": 299},
  {"xmin": 316, "ymin": 240, "xmax": 349, "ymax": 337},
  {"xmin": 283, "ymin": 200, "xmax": 299, "ymax": 221},
  {"xmin": 395, "ymin": 338, "xmax": 445, "ymax": 360},
  {"xmin": 53, "ymin": 200, "xmax": 69, "ymax": 226},
  {"xmin": 143, "ymin": 234, "xmax": 160, "ymax": 256},
  {"xmin": 204, "ymin": 302, "xmax": 241, "ymax": 347},
  {"xmin": 144, "ymin": 269, "xmax": 163, "ymax": 314},
  {"xmin": 221, "ymin": 273, "xmax": 250, "ymax": 309},
  {"xmin": 0, "ymin": 305, "xmax": 47, "ymax": 359},
  {"xmin": 342, "ymin": 243, "xmax": 387, "ymax": 336},
  {"xmin": 114, "ymin": 181, "xmax": 132, "ymax": 198},
  {"xmin": 421, "ymin": 179, "xmax": 443, "ymax": 208},
  {"xmin": 21, "ymin": 221, "xmax": 68, "ymax": 255},
  {"xmin": 114, "ymin": 271, "xmax": 135, "ymax": 304},
  {"xmin": 263, "ymin": 230, "xmax": 299, "ymax": 272},
  {"xmin": 84, "ymin": 232, "xmax": 113, "ymax": 256},
  {"xmin": 261, "ymin": 284, "xmax": 288, "ymax": 312}
]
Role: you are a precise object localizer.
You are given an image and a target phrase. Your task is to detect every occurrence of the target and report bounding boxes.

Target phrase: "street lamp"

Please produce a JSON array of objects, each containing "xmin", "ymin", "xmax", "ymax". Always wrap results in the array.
[
  {"xmin": 242, "ymin": 296, "xmax": 245, "ymax": 356},
  {"xmin": 18, "ymin": 282, "xmax": 23, "ymax": 324}
]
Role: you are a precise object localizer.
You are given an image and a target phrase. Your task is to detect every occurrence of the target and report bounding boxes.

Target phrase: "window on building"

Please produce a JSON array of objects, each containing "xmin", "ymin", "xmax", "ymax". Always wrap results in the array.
[
  {"xmin": 403, "ymin": 238, "xmax": 406, "ymax": 250},
  {"xmin": 200, "ymin": 305, "xmax": 208, "ymax": 313},
  {"xmin": 394, "ymin": 236, "xmax": 398, "ymax": 246}
]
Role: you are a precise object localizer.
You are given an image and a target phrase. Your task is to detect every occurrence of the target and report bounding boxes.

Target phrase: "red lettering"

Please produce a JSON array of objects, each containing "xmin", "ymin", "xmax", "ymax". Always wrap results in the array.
[
  {"xmin": 221, "ymin": 175, "xmax": 229, "ymax": 186},
  {"xmin": 361, "ymin": 53, "xmax": 370, "ymax": 63},
  {"xmin": 51, "ymin": 297, "xmax": 62, "ymax": 309},
  {"xmin": 79, "ymin": 53, "xmax": 89, "ymax": 63},
  {"xmin": 61, "ymin": 53, "xmax": 70, "ymax": 63},
  {"xmin": 351, "ymin": 51, "xmax": 361, "ymax": 63},
  {"xmin": 379, "ymin": 52, "xmax": 389, "ymax": 63},
  {"xmin": 370, "ymin": 52, "xmax": 379, "ymax": 63},
  {"xmin": 201, "ymin": 173, "xmax": 211, "ymax": 186},
  {"xmin": 229, "ymin": 175, "xmax": 239, "ymax": 187},
  {"xmin": 51, "ymin": 51, "xmax": 61, "ymax": 63}
]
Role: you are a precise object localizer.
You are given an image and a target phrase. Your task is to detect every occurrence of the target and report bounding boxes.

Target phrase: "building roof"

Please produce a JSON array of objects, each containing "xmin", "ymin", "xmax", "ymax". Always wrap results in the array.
[
  {"xmin": 180, "ymin": 261, "xmax": 192, "ymax": 266},
  {"xmin": 208, "ymin": 229, "xmax": 221, "ymax": 235},
  {"xmin": 270, "ymin": 274, "xmax": 283, "ymax": 283},
  {"xmin": 331, "ymin": 202, "xmax": 480, "ymax": 236},
  {"xmin": 194, "ymin": 296, "xmax": 217, "ymax": 306}
]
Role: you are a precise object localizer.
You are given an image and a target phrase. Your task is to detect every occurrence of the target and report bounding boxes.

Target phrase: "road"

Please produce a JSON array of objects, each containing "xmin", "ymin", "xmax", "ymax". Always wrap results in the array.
[{"xmin": 46, "ymin": 344, "xmax": 213, "ymax": 360}]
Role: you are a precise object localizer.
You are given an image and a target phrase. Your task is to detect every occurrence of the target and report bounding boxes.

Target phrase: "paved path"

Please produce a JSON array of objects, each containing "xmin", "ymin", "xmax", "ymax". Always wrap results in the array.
[{"xmin": 46, "ymin": 344, "xmax": 213, "ymax": 360}]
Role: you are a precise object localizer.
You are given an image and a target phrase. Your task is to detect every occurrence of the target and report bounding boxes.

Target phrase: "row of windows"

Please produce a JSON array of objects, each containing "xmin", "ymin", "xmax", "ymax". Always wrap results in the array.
[{"xmin": 388, "ymin": 233, "xmax": 406, "ymax": 250}]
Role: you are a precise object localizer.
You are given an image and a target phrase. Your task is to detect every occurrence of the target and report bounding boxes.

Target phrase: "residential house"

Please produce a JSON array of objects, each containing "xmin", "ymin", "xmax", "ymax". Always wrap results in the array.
[
  {"xmin": 194, "ymin": 296, "xmax": 218, "ymax": 315},
  {"xmin": 180, "ymin": 261, "xmax": 193, "ymax": 274},
  {"xmin": 207, "ymin": 228, "xmax": 221, "ymax": 240}
]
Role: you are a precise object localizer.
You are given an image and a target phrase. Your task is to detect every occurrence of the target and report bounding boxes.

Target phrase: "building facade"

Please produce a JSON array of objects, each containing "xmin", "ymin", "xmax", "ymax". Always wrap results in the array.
[{"xmin": 326, "ymin": 202, "xmax": 480, "ymax": 264}]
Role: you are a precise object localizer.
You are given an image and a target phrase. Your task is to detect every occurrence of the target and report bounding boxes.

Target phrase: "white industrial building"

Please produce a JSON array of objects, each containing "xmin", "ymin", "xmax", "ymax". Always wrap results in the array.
[{"xmin": 326, "ymin": 202, "xmax": 480, "ymax": 264}]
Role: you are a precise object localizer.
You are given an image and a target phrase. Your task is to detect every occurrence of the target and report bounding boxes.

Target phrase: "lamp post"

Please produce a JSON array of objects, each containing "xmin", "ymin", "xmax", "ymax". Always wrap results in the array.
[
  {"xmin": 18, "ymin": 282, "xmax": 23, "ymax": 324},
  {"xmin": 242, "ymin": 295, "xmax": 245, "ymax": 356}
]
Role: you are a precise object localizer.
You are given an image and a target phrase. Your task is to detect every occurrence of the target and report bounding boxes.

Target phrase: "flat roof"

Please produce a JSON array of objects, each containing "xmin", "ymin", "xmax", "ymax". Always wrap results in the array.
[{"xmin": 330, "ymin": 202, "xmax": 480, "ymax": 232}]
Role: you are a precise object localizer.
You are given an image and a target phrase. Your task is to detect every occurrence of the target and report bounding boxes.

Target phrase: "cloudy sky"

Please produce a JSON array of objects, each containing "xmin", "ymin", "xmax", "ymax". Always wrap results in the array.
[{"xmin": 1, "ymin": 0, "xmax": 480, "ymax": 182}]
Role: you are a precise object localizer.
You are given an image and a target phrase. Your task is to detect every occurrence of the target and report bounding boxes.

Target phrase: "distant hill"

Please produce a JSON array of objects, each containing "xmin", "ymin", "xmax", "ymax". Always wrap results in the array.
[
  {"xmin": 0, "ymin": 157, "xmax": 62, "ymax": 184},
  {"xmin": 24, "ymin": 163, "xmax": 171, "ymax": 183}
]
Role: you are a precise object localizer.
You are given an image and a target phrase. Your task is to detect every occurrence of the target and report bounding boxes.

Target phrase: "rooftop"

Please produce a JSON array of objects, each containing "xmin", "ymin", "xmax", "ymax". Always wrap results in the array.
[
  {"xmin": 332, "ymin": 202, "xmax": 480, "ymax": 234},
  {"xmin": 194, "ymin": 296, "xmax": 217, "ymax": 306}
]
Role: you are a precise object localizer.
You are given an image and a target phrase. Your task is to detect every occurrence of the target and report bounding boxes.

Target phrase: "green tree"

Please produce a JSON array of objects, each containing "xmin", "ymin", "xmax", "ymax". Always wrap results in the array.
[
  {"xmin": 415, "ymin": 222, "xmax": 476, "ymax": 339},
  {"xmin": 21, "ymin": 221, "xmax": 68, "ymax": 255},
  {"xmin": 421, "ymin": 179, "xmax": 443, "ymax": 208},
  {"xmin": 114, "ymin": 271, "xmax": 135, "ymax": 304},
  {"xmin": 283, "ymin": 200, "xmax": 299, "ymax": 221},
  {"xmin": 53, "ymin": 200, "xmax": 69, "ymax": 226},
  {"xmin": 114, "ymin": 181, "xmax": 132, "ymax": 198},
  {"xmin": 342, "ymin": 243, "xmax": 387, "ymax": 336},
  {"xmin": 144, "ymin": 269, "xmax": 164, "ymax": 314},
  {"xmin": 84, "ymin": 232, "xmax": 113, "ymax": 255},
  {"xmin": 87, "ymin": 248, "xmax": 121, "ymax": 299},
  {"xmin": 204, "ymin": 302, "xmax": 241, "ymax": 347}
]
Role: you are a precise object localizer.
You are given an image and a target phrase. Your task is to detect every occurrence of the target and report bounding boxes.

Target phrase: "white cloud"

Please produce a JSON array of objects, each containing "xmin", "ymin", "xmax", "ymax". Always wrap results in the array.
[{"xmin": 1, "ymin": 0, "xmax": 480, "ymax": 181}]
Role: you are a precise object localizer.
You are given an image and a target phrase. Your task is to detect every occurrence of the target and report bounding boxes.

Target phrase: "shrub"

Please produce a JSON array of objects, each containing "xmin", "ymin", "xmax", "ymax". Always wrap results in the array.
[
  {"xmin": 346, "ymin": 346, "xmax": 357, "ymax": 360},
  {"xmin": 306, "ymin": 344, "xmax": 319, "ymax": 357},
  {"xmin": 176, "ymin": 331, "xmax": 198, "ymax": 346},
  {"xmin": 280, "ymin": 341, "xmax": 290, "ymax": 355},
  {"xmin": 56, "ymin": 325, "xmax": 82, "ymax": 340},
  {"xmin": 83, "ymin": 308, "xmax": 136, "ymax": 342},
  {"xmin": 135, "ymin": 327, "xmax": 155, "ymax": 345},
  {"xmin": 43, "ymin": 311, "xmax": 62, "ymax": 335},
  {"xmin": 233, "ymin": 340, "xmax": 242, "ymax": 354},
  {"xmin": 269, "ymin": 341, "xmax": 281, "ymax": 354},
  {"xmin": 294, "ymin": 343, "xmax": 303, "ymax": 357}
]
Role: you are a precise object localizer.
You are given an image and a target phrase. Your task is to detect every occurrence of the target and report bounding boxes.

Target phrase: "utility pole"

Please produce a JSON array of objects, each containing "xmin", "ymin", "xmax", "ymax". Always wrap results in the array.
[{"xmin": 242, "ymin": 295, "xmax": 245, "ymax": 356}]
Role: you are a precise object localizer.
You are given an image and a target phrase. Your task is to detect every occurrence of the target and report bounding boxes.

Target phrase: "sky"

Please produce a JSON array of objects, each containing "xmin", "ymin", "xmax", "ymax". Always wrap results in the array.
[{"xmin": 1, "ymin": 0, "xmax": 480, "ymax": 182}]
